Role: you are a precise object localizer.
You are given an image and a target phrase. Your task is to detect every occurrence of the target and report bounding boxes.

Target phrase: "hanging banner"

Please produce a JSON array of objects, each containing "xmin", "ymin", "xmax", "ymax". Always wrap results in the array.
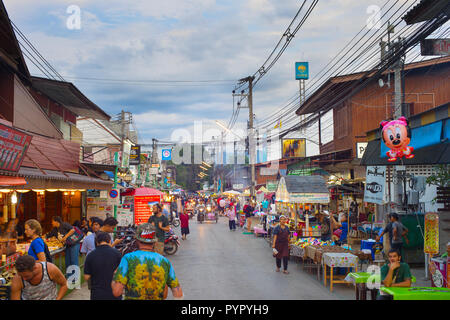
[
  {"xmin": 0, "ymin": 123, "xmax": 32, "ymax": 172},
  {"xmin": 129, "ymin": 145, "xmax": 141, "ymax": 165},
  {"xmin": 281, "ymin": 139, "xmax": 306, "ymax": 158},
  {"xmin": 364, "ymin": 166, "xmax": 386, "ymax": 205}
]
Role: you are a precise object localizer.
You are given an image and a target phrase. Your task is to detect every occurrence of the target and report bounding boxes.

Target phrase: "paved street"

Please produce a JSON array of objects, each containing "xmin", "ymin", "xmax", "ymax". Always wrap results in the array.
[{"xmin": 66, "ymin": 216, "xmax": 356, "ymax": 300}]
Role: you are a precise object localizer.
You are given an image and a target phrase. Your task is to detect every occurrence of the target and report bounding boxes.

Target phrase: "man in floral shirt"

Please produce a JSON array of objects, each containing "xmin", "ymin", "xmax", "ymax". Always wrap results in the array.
[{"xmin": 111, "ymin": 223, "xmax": 183, "ymax": 300}]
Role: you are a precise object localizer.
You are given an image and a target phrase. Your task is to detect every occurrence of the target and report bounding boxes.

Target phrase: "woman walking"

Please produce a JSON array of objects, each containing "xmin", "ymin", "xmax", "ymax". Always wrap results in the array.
[
  {"xmin": 180, "ymin": 209, "xmax": 190, "ymax": 240},
  {"xmin": 272, "ymin": 215, "xmax": 291, "ymax": 274},
  {"xmin": 226, "ymin": 204, "xmax": 236, "ymax": 231}
]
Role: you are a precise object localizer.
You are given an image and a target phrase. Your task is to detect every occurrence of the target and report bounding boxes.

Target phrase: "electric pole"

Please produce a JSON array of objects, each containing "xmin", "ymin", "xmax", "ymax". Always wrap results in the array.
[{"xmin": 247, "ymin": 76, "xmax": 256, "ymax": 201}]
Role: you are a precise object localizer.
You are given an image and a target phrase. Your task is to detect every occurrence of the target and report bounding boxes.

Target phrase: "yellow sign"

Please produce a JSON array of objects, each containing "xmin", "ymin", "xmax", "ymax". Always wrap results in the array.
[{"xmin": 282, "ymin": 139, "xmax": 306, "ymax": 158}]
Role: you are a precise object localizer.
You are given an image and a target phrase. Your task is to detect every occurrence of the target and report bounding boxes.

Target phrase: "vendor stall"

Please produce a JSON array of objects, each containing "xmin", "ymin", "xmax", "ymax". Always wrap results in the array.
[{"xmin": 275, "ymin": 175, "xmax": 330, "ymax": 238}]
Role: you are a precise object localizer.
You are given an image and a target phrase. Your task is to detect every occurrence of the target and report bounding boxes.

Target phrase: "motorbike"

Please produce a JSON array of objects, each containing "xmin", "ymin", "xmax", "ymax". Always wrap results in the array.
[
  {"xmin": 115, "ymin": 225, "xmax": 179, "ymax": 256},
  {"xmin": 168, "ymin": 211, "xmax": 180, "ymax": 227},
  {"xmin": 164, "ymin": 228, "xmax": 180, "ymax": 255},
  {"xmin": 196, "ymin": 205, "xmax": 206, "ymax": 223}
]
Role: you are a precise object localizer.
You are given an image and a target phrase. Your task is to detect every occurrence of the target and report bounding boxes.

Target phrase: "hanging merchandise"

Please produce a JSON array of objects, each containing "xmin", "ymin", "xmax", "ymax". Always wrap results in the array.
[
  {"xmin": 424, "ymin": 212, "xmax": 439, "ymax": 255},
  {"xmin": 380, "ymin": 116, "xmax": 414, "ymax": 162}
]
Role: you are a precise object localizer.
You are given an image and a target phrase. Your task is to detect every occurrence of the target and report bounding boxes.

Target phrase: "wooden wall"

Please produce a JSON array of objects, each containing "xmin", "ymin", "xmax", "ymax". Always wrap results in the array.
[{"xmin": 331, "ymin": 63, "xmax": 450, "ymax": 158}]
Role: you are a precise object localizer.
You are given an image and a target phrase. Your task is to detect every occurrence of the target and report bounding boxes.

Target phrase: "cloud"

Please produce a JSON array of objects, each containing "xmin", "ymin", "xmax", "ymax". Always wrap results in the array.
[{"xmin": 4, "ymin": 0, "xmax": 408, "ymax": 156}]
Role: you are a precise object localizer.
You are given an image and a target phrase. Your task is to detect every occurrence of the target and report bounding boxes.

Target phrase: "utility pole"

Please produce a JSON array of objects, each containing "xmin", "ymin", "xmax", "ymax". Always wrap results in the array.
[
  {"xmin": 120, "ymin": 110, "xmax": 126, "ymax": 167},
  {"xmin": 248, "ymin": 76, "xmax": 255, "ymax": 202}
]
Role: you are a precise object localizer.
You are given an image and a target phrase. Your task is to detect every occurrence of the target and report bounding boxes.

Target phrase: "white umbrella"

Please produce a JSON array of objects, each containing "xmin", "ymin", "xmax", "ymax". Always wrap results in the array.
[{"xmin": 224, "ymin": 190, "xmax": 241, "ymax": 195}]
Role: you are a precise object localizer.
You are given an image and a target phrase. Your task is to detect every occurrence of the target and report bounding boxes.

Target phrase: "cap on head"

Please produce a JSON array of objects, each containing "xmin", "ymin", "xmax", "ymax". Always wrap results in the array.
[{"xmin": 136, "ymin": 223, "xmax": 158, "ymax": 243}]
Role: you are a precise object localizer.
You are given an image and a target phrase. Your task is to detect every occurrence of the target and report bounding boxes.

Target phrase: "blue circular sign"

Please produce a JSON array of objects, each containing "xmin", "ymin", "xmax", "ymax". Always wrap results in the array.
[{"xmin": 109, "ymin": 189, "xmax": 118, "ymax": 198}]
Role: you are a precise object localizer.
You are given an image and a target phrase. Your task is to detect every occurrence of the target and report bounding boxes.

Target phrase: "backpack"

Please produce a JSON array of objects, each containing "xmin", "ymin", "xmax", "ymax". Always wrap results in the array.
[
  {"xmin": 64, "ymin": 226, "xmax": 84, "ymax": 246},
  {"xmin": 31, "ymin": 238, "xmax": 53, "ymax": 263}
]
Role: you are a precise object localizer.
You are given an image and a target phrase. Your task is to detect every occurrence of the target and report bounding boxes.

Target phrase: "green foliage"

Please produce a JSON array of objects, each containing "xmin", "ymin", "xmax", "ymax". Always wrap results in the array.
[{"xmin": 426, "ymin": 164, "xmax": 450, "ymax": 188}]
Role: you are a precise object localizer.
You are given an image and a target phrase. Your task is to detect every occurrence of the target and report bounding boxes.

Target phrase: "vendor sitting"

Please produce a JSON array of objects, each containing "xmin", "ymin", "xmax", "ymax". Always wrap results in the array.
[
  {"xmin": 330, "ymin": 212, "xmax": 348, "ymax": 244},
  {"xmin": 377, "ymin": 249, "xmax": 412, "ymax": 300}
]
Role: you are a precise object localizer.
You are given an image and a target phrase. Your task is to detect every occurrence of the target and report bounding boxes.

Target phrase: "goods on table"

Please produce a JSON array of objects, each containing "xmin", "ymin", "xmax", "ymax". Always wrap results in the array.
[{"xmin": 0, "ymin": 269, "xmax": 17, "ymax": 286}]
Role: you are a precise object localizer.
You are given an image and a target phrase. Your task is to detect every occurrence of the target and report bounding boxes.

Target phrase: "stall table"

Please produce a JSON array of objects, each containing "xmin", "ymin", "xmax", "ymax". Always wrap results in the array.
[
  {"xmin": 379, "ymin": 287, "xmax": 450, "ymax": 300},
  {"xmin": 290, "ymin": 245, "xmax": 305, "ymax": 259},
  {"xmin": 346, "ymin": 272, "xmax": 417, "ymax": 300},
  {"xmin": 323, "ymin": 252, "xmax": 358, "ymax": 292}
]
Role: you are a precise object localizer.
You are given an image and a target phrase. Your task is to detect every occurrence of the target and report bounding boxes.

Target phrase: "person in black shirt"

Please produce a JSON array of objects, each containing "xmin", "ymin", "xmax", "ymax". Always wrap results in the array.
[{"xmin": 84, "ymin": 231, "xmax": 122, "ymax": 300}]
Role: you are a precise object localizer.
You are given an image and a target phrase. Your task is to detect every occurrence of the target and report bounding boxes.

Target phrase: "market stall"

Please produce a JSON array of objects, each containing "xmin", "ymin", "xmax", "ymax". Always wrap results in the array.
[{"xmin": 275, "ymin": 175, "xmax": 330, "ymax": 238}]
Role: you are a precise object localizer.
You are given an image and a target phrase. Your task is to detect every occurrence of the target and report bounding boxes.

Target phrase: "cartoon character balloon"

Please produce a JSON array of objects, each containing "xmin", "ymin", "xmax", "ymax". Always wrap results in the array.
[{"xmin": 380, "ymin": 116, "xmax": 414, "ymax": 162}]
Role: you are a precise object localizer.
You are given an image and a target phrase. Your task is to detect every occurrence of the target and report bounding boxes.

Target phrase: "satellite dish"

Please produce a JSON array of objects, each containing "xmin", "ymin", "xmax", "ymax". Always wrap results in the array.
[{"xmin": 378, "ymin": 78, "xmax": 385, "ymax": 87}]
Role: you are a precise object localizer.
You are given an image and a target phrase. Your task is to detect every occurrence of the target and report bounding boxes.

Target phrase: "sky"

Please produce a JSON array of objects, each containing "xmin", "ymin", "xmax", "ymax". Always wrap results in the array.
[{"xmin": 4, "ymin": 0, "xmax": 432, "ymax": 160}]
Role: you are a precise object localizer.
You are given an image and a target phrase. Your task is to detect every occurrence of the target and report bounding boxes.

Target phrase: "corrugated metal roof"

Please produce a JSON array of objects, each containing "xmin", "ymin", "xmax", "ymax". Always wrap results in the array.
[
  {"xmin": 403, "ymin": 0, "xmax": 450, "ymax": 25},
  {"xmin": 31, "ymin": 77, "xmax": 110, "ymax": 120},
  {"xmin": 17, "ymin": 167, "xmax": 112, "ymax": 185},
  {"xmin": 283, "ymin": 175, "xmax": 328, "ymax": 194}
]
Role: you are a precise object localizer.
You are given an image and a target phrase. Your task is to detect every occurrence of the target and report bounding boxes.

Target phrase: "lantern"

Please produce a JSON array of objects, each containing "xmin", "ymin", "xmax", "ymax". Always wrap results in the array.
[{"xmin": 380, "ymin": 116, "xmax": 414, "ymax": 162}]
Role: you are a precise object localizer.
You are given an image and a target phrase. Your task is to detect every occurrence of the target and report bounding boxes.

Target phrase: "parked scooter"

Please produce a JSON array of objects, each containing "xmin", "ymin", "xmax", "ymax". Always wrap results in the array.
[{"xmin": 164, "ymin": 228, "xmax": 180, "ymax": 255}]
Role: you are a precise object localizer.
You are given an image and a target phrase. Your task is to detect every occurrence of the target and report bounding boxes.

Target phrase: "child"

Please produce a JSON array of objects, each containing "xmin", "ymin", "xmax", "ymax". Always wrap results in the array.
[
  {"xmin": 226, "ymin": 205, "xmax": 236, "ymax": 231},
  {"xmin": 180, "ymin": 209, "xmax": 190, "ymax": 240}
]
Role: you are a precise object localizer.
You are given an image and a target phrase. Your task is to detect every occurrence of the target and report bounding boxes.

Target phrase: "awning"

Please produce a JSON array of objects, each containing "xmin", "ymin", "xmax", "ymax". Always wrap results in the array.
[
  {"xmin": 360, "ymin": 139, "xmax": 450, "ymax": 166},
  {"xmin": 0, "ymin": 167, "xmax": 113, "ymax": 190},
  {"xmin": 0, "ymin": 176, "xmax": 27, "ymax": 186}
]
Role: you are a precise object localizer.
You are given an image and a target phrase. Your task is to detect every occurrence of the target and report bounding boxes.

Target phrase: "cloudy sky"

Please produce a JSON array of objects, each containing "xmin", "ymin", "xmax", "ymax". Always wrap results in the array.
[{"xmin": 4, "ymin": 0, "xmax": 431, "ymax": 158}]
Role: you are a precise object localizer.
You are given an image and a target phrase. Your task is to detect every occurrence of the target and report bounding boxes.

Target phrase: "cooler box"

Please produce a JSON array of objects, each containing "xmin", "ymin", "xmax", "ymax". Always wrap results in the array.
[{"xmin": 361, "ymin": 240, "xmax": 376, "ymax": 260}]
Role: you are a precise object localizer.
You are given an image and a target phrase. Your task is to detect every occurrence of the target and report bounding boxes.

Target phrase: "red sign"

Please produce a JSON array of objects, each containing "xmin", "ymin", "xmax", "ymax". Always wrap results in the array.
[
  {"xmin": 0, "ymin": 123, "xmax": 32, "ymax": 172},
  {"xmin": 134, "ymin": 195, "xmax": 161, "ymax": 225}
]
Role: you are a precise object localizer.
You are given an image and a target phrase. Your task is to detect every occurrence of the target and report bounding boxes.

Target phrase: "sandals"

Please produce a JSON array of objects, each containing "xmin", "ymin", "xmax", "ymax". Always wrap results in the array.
[
  {"xmin": 283, "ymin": 270, "xmax": 289, "ymax": 274},
  {"xmin": 276, "ymin": 268, "xmax": 280, "ymax": 272}
]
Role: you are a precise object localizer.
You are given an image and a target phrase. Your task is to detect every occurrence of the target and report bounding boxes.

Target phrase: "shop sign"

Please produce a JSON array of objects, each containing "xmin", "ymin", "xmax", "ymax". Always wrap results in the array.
[
  {"xmin": 149, "ymin": 168, "xmax": 158, "ymax": 175},
  {"xmin": 295, "ymin": 62, "xmax": 309, "ymax": 80},
  {"xmin": 121, "ymin": 140, "xmax": 132, "ymax": 168},
  {"xmin": 356, "ymin": 142, "xmax": 368, "ymax": 158},
  {"xmin": 162, "ymin": 149, "xmax": 172, "ymax": 161},
  {"xmin": 364, "ymin": 166, "xmax": 386, "ymax": 205},
  {"xmin": 129, "ymin": 145, "xmax": 141, "ymax": 165},
  {"xmin": 266, "ymin": 181, "xmax": 278, "ymax": 192},
  {"xmin": 233, "ymin": 184, "xmax": 244, "ymax": 190},
  {"xmin": 281, "ymin": 138, "xmax": 306, "ymax": 158},
  {"xmin": 289, "ymin": 193, "xmax": 330, "ymax": 203},
  {"xmin": 0, "ymin": 123, "xmax": 32, "ymax": 172},
  {"xmin": 420, "ymin": 39, "xmax": 449, "ymax": 56},
  {"xmin": 260, "ymin": 167, "xmax": 278, "ymax": 176},
  {"xmin": 134, "ymin": 195, "xmax": 160, "ymax": 225}
]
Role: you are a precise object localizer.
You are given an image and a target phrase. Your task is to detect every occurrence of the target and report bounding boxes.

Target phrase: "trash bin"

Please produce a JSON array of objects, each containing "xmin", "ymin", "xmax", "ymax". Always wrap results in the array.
[{"xmin": 361, "ymin": 239, "xmax": 377, "ymax": 260}]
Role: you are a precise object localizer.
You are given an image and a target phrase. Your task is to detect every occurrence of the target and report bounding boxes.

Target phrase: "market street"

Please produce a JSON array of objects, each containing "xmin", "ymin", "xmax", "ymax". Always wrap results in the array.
[{"xmin": 66, "ymin": 216, "xmax": 356, "ymax": 300}]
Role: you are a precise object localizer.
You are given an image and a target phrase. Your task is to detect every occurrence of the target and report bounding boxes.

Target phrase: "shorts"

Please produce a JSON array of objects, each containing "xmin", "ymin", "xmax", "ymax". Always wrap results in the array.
[
  {"xmin": 181, "ymin": 227, "xmax": 190, "ymax": 235},
  {"xmin": 154, "ymin": 242, "xmax": 164, "ymax": 255}
]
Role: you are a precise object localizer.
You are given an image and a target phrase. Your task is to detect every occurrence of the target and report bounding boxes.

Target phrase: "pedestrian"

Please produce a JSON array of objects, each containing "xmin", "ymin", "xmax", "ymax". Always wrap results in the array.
[
  {"xmin": 180, "ymin": 209, "xmax": 190, "ymax": 240},
  {"xmin": 376, "ymin": 213, "xmax": 409, "ymax": 259},
  {"xmin": 111, "ymin": 223, "xmax": 183, "ymax": 300},
  {"xmin": 148, "ymin": 203, "xmax": 170, "ymax": 255},
  {"xmin": 46, "ymin": 216, "xmax": 84, "ymax": 278},
  {"xmin": 24, "ymin": 219, "xmax": 51, "ymax": 262},
  {"xmin": 226, "ymin": 204, "xmax": 236, "ymax": 231},
  {"xmin": 10, "ymin": 255, "xmax": 68, "ymax": 300},
  {"xmin": 83, "ymin": 231, "xmax": 122, "ymax": 300},
  {"xmin": 243, "ymin": 200, "xmax": 254, "ymax": 232},
  {"xmin": 100, "ymin": 217, "xmax": 123, "ymax": 248},
  {"xmin": 80, "ymin": 218, "xmax": 92, "ymax": 235},
  {"xmin": 272, "ymin": 215, "xmax": 290, "ymax": 274},
  {"xmin": 80, "ymin": 217, "xmax": 103, "ymax": 256},
  {"xmin": 176, "ymin": 196, "xmax": 182, "ymax": 218}
]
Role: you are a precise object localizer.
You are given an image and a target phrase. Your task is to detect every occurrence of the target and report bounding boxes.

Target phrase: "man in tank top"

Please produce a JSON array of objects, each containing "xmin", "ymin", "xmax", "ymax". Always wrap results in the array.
[{"xmin": 10, "ymin": 255, "xmax": 68, "ymax": 300}]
